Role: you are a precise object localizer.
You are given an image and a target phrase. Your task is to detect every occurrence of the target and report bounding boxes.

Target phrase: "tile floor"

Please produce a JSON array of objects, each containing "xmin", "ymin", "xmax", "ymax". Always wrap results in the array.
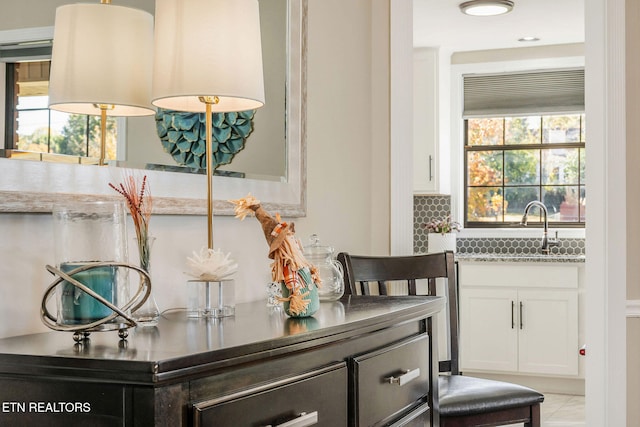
[
  {"xmin": 505, "ymin": 393, "xmax": 585, "ymax": 427},
  {"xmin": 540, "ymin": 394, "xmax": 585, "ymax": 427}
]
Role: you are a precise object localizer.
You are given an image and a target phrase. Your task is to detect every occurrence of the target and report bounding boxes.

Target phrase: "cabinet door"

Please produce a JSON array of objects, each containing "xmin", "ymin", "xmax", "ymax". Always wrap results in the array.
[
  {"xmin": 413, "ymin": 48, "xmax": 438, "ymax": 194},
  {"xmin": 460, "ymin": 288, "xmax": 518, "ymax": 372},
  {"xmin": 518, "ymin": 289, "xmax": 579, "ymax": 375}
]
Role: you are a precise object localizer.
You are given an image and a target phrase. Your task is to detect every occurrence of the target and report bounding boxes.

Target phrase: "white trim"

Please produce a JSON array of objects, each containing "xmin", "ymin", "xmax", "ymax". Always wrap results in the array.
[
  {"xmin": 627, "ymin": 300, "xmax": 640, "ymax": 318},
  {"xmin": 584, "ymin": 0, "xmax": 627, "ymax": 425},
  {"xmin": 0, "ymin": 27, "xmax": 53, "ymax": 45},
  {"xmin": 390, "ymin": 0, "xmax": 414, "ymax": 255}
]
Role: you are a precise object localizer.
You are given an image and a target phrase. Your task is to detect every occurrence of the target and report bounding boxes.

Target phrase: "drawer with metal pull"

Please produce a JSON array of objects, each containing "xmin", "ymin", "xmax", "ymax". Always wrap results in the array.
[
  {"xmin": 351, "ymin": 334, "xmax": 430, "ymax": 426},
  {"xmin": 192, "ymin": 363, "xmax": 347, "ymax": 427}
]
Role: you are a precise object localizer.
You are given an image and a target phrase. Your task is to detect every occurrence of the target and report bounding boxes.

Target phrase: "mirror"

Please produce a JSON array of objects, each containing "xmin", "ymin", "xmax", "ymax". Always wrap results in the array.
[{"xmin": 0, "ymin": 0, "xmax": 307, "ymax": 216}]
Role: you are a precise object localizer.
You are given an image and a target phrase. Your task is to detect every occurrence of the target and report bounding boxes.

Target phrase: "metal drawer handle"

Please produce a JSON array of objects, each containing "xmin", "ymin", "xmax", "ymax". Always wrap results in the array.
[
  {"xmin": 385, "ymin": 368, "xmax": 421, "ymax": 386},
  {"xmin": 267, "ymin": 411, "xmax": 319, "ymax": 427}
]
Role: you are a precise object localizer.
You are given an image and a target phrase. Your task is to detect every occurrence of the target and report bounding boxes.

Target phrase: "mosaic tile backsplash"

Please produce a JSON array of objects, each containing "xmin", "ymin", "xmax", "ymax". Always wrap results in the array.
[{"xmin": 413, "ymin": 195, "xmax": 585, "ymax": 256}]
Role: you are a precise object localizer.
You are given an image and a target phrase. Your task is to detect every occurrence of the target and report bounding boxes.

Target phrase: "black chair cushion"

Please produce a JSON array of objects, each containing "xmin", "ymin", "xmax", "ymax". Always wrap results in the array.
[{"xmin": 439, "ymin": 375, "xmax": 544, "ymax": 417}]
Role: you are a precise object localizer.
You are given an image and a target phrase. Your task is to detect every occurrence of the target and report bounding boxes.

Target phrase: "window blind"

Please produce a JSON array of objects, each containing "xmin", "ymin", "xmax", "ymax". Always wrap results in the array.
[
  {"xmin": 0, "ymin": 42, "xmax": 52, "ymax": 62},
  {"xmin": 463, "ymin": 68, "xmax": 584, "ymax": 118}
]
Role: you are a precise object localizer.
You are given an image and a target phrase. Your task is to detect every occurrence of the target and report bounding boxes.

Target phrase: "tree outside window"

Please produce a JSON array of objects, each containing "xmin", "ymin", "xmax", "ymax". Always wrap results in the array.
[
  {"xmin": 465, "ymin": 114, "xmax": 586, "ymax": 227},
  {"xmin": 6, "ymin": 60, "xmax": 117, "ymax": 161}
]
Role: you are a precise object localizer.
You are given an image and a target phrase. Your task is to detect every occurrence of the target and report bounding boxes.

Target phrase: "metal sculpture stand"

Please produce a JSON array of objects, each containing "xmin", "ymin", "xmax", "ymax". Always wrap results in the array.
[{"xmin": 41, "ymin": 262, "xmax": 152, "ymax": 343}]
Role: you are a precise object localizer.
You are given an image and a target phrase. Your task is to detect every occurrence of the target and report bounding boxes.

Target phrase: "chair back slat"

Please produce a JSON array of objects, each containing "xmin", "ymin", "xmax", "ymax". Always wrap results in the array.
[
  {"xmin": 337, "ymin": 251, "xmax": 459, "ymax": 375},
  {"xmin": 408, "ymin": 278, "xmax": 417, "ymax": 295},
  {"xmin": 378, "ymin": 281, "xmax": 388, "ymax": 295}
]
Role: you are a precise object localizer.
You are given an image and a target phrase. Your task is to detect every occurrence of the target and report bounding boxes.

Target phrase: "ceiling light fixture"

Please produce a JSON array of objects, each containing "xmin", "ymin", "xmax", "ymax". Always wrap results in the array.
[
  {"xmin": 459, "ymin": 0, "xmax": 514, "ymax": 16},
  {"xmin": 518, "ymin": 36, "xmax": 540, "ymax": 42}
]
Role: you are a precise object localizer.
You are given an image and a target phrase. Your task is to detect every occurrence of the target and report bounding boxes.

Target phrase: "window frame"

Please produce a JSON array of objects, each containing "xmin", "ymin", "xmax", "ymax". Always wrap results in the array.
[
  {"xmin": 463, "ymin": 114, "xmax": 586, "ymax": 228},
  {"xmin": 3, "ymin": 62, "xmax": 16, "ymax": 149}
]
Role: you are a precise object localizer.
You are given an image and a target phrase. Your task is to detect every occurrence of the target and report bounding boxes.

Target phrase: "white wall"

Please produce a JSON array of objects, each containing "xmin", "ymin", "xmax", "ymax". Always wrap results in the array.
[
  {"xmin": 0, "ymin": 0, "xmax": 391, "ymax": 339},
  {"xmin": 627, "ymin": 0, "xmax": 640, "ymax": 424}
]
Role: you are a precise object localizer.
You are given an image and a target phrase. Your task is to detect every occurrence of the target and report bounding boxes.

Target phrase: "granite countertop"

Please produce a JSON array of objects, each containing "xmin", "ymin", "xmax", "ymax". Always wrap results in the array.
[{"xmin": 455, "ymin": 253, "xmax": 585, "ymax": 263}]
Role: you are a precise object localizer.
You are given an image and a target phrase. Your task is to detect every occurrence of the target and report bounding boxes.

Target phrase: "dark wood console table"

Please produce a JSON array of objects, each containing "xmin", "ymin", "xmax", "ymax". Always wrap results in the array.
[{"xmin": 0, "ymin": 295, "xmax": 444, "ymax": 426}]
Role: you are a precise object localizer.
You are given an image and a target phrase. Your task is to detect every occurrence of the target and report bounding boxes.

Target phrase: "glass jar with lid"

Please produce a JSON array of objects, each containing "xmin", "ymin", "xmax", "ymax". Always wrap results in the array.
[{"xmin": 303, "ymin": 234, "xmax": 344, "ymax": 301}]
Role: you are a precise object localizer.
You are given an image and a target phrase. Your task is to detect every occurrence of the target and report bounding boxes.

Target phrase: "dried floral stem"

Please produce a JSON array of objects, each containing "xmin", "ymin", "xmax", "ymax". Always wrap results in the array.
[{"xmin": 110, "ymin": 173, "xmax": 153, "ymax": 270}]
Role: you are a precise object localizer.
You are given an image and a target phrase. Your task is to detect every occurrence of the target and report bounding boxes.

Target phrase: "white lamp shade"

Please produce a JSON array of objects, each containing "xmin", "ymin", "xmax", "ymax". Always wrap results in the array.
[
  {"xmin": 152, "ymin": 0, "xmax": 265, "ymax": 113},
  {"xmin": 48, "ymin": 3, "xmax": 155, "ymax": 117}
]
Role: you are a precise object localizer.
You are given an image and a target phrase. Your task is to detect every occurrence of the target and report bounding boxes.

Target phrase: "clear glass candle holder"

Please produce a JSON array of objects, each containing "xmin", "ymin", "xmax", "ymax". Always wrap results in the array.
[
  {"xmin": 52, "ymin": 201, "xmax": 129, "ymax": 327},
  {"xmin": 187, "ymin": 279, "xmax": 235, "ymax": 318}
]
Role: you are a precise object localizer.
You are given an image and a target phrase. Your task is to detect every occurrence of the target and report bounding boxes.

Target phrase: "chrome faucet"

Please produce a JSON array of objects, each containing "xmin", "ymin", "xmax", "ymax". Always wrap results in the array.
[{"xmin": 520, "ymin": 201, "xmax": 559, "ymax": 254}]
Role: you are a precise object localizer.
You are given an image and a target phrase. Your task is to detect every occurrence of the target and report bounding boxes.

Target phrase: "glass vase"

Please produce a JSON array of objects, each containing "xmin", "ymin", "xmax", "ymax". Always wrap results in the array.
[{"xmin": 132, "ymin": 236, "xmax": 160, "ymax": 327}]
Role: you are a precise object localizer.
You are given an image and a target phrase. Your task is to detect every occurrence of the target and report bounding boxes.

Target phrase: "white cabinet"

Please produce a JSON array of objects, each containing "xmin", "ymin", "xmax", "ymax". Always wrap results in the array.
[
  {"xmin": 460, "ymin": 288, "xmax": 519, "ymax": 372},
  {"xmin": 517, "ymin": 289, "xmax": 578, "ymax": 375},
  {"xmin": 413, "ymin": 48, "xmax": 439, "ymax": 193},
  {"xmin": 459, "ymin": 263, "xmax": 580, "ymax": 377}
]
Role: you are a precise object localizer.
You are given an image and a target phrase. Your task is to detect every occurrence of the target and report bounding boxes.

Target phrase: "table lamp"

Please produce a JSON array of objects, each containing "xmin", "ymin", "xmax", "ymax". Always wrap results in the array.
[
  {"xmin": 151, "ymin": 0, "xmax": 265, "ymax": 250},
  {"xmin": 48, "ymin": 0, "xmax": 155, "ymax": 165}
]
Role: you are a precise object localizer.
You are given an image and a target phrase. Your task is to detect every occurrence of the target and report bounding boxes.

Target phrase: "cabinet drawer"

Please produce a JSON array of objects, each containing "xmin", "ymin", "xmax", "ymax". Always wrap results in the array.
[
  {"xmin": 193, "ymin": 363, "xmax": 347, "ymax": 427},
  {"xmin": 352, "ymin": 334, "xmax": 429, "ymax": 427}
]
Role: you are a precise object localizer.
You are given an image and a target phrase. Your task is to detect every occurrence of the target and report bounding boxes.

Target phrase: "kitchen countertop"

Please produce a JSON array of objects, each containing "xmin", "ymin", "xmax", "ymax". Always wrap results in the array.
[{"xmin": 455, "ymin": 253, "xmax": 585, "ymax": 263}]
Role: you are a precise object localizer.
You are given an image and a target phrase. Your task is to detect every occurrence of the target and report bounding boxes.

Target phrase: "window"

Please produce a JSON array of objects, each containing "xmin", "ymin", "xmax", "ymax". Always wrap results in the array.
[
  {"xmin": 4, "ymin": 60, "xmax": 117, "ymax": 162},
  {"xmin": 462, "ymin": 68, "xmax": 585, "ymax": 228},
  {"xmin": 465, "ymin": 114, "xmax": 585, "ymax": 227}
]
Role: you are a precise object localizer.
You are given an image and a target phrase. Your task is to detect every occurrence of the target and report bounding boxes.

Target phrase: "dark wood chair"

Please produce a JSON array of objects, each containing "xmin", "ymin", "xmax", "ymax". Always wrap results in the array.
[{"xmin": 337, "ymin": 251, "xmax": 544, "ymax": 427}]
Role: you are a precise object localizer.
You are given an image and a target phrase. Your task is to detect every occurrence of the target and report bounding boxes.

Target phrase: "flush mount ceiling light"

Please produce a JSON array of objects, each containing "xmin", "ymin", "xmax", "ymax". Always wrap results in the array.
[{"xmin": 459, "ymin": 0, "xmax": 514, "ymax": 16}]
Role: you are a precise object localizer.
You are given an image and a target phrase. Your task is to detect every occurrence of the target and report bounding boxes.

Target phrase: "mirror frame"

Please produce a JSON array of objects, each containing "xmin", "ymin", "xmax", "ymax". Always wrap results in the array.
[{"xmin": 0, "ymin": 0, "xmax": 307, "ymax": 217}]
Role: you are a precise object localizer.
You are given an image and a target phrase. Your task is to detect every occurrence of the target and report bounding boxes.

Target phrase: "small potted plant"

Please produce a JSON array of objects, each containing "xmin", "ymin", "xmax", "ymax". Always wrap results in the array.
[{"xmin": 424, "ymin": 215, "xmax": 461, "ymax": 254}]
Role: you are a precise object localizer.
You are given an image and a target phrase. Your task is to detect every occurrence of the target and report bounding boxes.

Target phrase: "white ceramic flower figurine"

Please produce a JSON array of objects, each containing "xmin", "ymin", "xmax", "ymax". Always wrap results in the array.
[{"xmin": 186, "ymin": 247, "xmax": 238, "ymax": 281}]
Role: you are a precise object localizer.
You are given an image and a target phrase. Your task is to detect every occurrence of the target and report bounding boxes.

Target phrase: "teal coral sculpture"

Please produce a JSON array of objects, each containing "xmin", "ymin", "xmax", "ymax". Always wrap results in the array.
[{"xmin": 155, "ymin": 108, "xmax": 256, "ymax": 169}]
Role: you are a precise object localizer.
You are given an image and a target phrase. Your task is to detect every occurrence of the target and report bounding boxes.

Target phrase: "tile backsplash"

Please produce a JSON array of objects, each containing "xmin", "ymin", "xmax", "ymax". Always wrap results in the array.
[{"xmin": 414, "ymin": 195, "xmax": 585, "ymax": 256}]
